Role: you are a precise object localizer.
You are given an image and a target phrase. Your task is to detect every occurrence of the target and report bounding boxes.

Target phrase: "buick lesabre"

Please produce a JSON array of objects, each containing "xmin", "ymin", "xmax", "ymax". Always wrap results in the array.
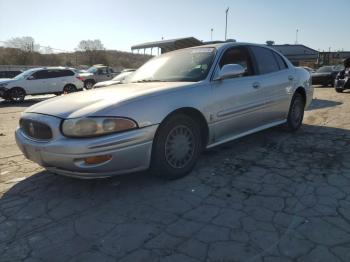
[{"xmin": 15, "ymin": 43, "xmax": 313, "ymax": 179}]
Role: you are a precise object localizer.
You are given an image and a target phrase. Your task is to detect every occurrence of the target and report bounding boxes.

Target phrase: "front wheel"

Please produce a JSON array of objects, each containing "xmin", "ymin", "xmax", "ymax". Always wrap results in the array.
[
  {"xmin": 286, "ymin": 92, "xmax": 305, "ymax": 131},
  {"xmin": 9, "ymin": 87, "xmax": 26, "ymax": 102},
  {"xmin": 85, "ymin": 80, "xmax": 95, "ymax": 89},
  {"xmin": 151, "ymin": 114, "xmax": 202, "ymax": 180},
  {"xmin": 335, "ymin": 88, "xmax": 343, "ymax": 93}
]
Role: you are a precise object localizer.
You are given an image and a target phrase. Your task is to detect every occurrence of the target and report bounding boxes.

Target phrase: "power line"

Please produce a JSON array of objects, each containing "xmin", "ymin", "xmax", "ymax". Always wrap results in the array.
[{"xmin": 0, "ymin": 40, "xmax": 72, "ymax": 53}]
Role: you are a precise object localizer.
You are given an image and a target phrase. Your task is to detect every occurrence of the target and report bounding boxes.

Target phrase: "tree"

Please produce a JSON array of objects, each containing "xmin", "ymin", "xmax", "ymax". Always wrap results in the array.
[
  {"xmin": 5, "ymin": 36, "xmax": 39, "ymax": 52},
  {"xmin": 4, "ymin": 36, "xmax": 39, "ymax": 65},
  {"xmin": 77, "ymin": 39, "xmax": 107, "ymax": 65},
  {"xmin": 77, "ymin": 39, "xmax": 105, "ymax": 51}
]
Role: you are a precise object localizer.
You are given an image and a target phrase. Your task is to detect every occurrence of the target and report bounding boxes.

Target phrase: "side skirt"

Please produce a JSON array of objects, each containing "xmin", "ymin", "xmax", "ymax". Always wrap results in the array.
[{"xmin": 206, "ymin": 119, "xmax": 287, "ymax": 149}]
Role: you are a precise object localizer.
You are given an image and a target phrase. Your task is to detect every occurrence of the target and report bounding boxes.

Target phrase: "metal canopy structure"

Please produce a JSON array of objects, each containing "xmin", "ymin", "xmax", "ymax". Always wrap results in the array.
[
  {"xmin": 269, "ymin": 44, "xmax": 318, "ymax": 65},
  {"xmin": 131, "ymin": 37, "xmax": 203, "ymax": 55}
]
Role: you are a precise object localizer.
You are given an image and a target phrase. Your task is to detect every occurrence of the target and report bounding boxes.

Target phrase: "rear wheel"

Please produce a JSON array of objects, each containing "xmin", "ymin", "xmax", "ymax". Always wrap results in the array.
[
  {"xmin": 63, "ymin": 84, "xmax": 77, "ymax": 94},
  {"xmin": 9, "ymin": 87, "xmax": 26, "ymax": 102},
  {"xmin": 286, "ymin": 92, "xmax": 305, "ymax": 131},
  {"xmin": 151, "ymin": 114, "xmax": 202, "ymax": 180}
]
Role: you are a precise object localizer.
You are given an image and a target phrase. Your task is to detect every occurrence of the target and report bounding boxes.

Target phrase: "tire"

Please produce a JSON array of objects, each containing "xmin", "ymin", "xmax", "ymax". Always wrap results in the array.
[
  {"xmin": 151, "ymin": 114, "xmax": 202, "ymax": 180},
  {"xmin": 286, "ymin": 92, "xmax": 305, "ymax": 131},
  {"xmin": 335, "ymin": 88, "xmax": 343, "ymax": 93},
  {"xmin": 85, "ymin": 80, "xmax": 95, "ymax": 89},
  {"xmin": 63, "ymin": 84, "xmax": 77, "ymax": 94},
  {"xmin": 9, "ymin": 87, "xmax": 26, "ymax": 102}
]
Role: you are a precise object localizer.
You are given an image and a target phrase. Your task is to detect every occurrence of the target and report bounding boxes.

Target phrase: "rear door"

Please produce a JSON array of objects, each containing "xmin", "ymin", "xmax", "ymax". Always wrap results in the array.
[
  {"xmin": 249, "ymin": 46, "xmax": 294, "ymax": 123},
  {"xmin": 46, "ymin": 69, "xmax": 64, "ymax": 93},
  {"xmin": 48, "ymin": 69, "xmax": 75, "ymax": 92},
  {"xmin": 211, "ymin": 45, "xmax": 267, "ymax": 143}
]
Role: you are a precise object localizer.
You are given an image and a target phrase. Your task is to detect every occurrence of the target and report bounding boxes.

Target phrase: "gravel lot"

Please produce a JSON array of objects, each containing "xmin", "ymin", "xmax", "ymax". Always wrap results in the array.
[{"xmin": 1, "ymin": 88, "xmax": 350, "ymax": 262}]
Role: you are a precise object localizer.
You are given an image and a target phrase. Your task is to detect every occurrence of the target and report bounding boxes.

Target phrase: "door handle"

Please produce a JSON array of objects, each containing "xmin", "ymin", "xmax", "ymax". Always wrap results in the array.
[
  {"xmin": 252, "ymin": 82, "xmax": 260, "ymax": 89},
  {"xmin": 288, "ymin": 75, "xmax": 294, "ymax": 81}
]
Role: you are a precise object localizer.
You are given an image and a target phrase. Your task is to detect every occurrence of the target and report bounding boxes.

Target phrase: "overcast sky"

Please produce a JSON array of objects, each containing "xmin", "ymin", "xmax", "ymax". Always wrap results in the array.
[{"xmin": 1, "ymin": 0, "xmax": 349, "ymax": 53}]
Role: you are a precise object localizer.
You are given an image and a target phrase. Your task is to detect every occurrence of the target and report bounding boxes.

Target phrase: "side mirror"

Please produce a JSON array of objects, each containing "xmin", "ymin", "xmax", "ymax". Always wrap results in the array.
[
  {"xmin": 27, "ymin": 75, "xmax": 35, "ymax": 80},
  {"xmin": 215, "ymin": 64, "xmax": 245, "ymax": 81}
]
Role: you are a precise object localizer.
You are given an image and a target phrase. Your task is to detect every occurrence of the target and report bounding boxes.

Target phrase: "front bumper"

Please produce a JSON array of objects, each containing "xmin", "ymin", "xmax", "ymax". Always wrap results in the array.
[
  {"xmin": 0, "ymin": 87, "xmax": 9, "ymax": 98},
  {"xmin": 15, "ymin": 113, "xmax": 158, "ymax": 178}
]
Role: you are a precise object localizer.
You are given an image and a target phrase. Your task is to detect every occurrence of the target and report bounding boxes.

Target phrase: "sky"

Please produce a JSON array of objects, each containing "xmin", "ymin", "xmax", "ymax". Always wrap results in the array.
[{"xmin": 1, "ymin": 0, "xmax": 349, "ymax": 53}]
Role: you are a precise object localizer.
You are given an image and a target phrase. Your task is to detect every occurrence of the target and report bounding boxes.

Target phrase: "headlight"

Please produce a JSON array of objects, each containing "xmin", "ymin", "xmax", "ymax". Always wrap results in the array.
[{"xmin": 61, "ymin": 117, "xmax": 138, "ymax": 137}]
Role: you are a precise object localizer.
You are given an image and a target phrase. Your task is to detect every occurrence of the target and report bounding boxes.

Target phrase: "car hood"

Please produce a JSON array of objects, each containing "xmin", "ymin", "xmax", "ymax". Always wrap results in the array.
[
  {"xmin": 25, "ymin": 81, "xmax": 195, "ymax": 119},
  {"xmin": 94, "ymin": 80, "xmax": 120, "ymax": 87},
  {"xmin": 0, "ymin": 78, "xmax": 14, "ymax": 84}
]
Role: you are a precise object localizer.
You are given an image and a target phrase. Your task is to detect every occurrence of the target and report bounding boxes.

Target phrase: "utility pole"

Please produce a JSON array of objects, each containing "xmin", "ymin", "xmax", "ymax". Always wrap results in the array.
[
  {"xmin": 211, "ymin": 28, "xmax": 213, "ymax": 41},
  {"xmin": 295, "ymin": 29, "xmax": 299, "ymax": 44},
  {"xmin": 225, "ymin": 7, "xmax": 229, "ymax": 40}
]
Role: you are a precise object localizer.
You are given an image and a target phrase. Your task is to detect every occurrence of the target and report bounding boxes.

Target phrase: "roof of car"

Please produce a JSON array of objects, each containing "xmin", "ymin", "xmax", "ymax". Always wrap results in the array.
[
  {"xmin": 174, "ymin": 42, "xmax": 268, "ymax": 52},
  {"xmin": 27, "ymin": 67, "xmax": 76, "ymax": 71}
]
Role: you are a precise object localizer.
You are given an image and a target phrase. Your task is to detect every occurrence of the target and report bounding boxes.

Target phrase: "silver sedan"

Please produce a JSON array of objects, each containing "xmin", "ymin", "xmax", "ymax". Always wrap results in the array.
[{"xmin": 15, "ymin": 42, "xmax": 313, "ymax": 179}]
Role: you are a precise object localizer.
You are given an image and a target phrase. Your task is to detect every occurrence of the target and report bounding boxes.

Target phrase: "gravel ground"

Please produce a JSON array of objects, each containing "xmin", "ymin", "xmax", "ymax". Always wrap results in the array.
[{"xmin": 0, "ymin": 88, "xmax": 350, "ymax": 262}]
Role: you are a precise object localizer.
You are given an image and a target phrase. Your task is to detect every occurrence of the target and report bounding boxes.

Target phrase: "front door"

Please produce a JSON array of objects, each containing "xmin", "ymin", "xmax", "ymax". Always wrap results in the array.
[
  {"xmin": 96, "ymin": 67, "xmax": 111, "ymax": 82},
  {"xmin": 25, "ymin": 70, "xmax": 49, "ymax": 94},
  {"xmin": 211, "ymin": 46, "xmax": 266, "ymax": 143}
]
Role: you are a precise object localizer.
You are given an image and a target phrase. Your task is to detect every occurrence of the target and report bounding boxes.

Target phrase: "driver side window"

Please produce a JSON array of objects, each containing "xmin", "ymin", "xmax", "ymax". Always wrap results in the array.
[{"xmin": 218, "ymin": 46, "xmax": 254, "ymax": 77}]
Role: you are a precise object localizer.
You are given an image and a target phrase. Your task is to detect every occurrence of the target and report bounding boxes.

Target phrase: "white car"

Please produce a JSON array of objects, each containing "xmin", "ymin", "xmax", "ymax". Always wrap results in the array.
[
  {"xmin": 0, "ymin": 67, "xmax": 84, "ymax": 102},
  {"xmin": 93, "ymin": 70, "xmax": 135, "ymax": 88}
]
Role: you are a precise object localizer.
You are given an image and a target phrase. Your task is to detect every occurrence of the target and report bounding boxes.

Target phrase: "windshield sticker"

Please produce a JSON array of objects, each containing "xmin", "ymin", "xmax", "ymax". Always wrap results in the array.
[{"xmin": 191, "ymin": 48, "xmax": 214, "ymax": 54}]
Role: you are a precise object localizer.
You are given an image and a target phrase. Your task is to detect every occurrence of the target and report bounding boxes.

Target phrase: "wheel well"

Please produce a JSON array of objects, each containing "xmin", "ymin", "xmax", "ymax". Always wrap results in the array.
[
  {"xmin": 295, "ymin": 87, "xmax": 306, "ymax": 107},
  {"xmin": 11, "ymin": 87, "xmax": 26, "ymax": 94},
  {"xmin": 161, "ymin": 108, "xmax": 209, "ymax": 149},
  {"xmin": 64, "ymin": 84, "xmax": 76, "ymax": 89}
]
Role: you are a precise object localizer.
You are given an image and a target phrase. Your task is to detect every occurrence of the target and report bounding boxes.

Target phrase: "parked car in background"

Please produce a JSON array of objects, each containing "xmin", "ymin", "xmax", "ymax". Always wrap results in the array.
[
  {"xmin": 93, "ymin": 69, "xmax": 136, "ymax": 88},
  {"xmin": 335, "ymin": 68, "xmax": 350, "ymax": 93},
  {"xmin": 78, "ymin": 64, "xmax": 119, "ymax": 89},
  {"xmin": 15, "ymin": 43, "xmax": 312, "ymax": 179},
  {"xmin": 0, "ymin": 70, "xmax": 23, "ymax": 79},
  {"xmin": 312, "ymin": 66, "xmax": 342, "ymax": 86},
  {"xmin": 0, "ymin": 67, "xmax": 84, "ymax": 102},
  {"xmin": 301, "ymin": 66, "xmax": 315, "ymax": 74}
]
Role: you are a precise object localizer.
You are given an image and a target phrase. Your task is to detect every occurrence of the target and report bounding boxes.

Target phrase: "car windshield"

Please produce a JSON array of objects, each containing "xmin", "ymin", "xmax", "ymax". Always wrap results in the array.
[
  {"xmin": 316, "ymin": 66, "xmax": 333, "ymax": 73},
  {"xmin": 13, "ymin": 69, "xmax": 37, "ymax": 80},
  {"xmin": 87, "ymin": 67, "xmax": 98, "ymax": 73},
  {"xmin": 127, "ymin": 47, "xmax": 216, "ymax": 83}
]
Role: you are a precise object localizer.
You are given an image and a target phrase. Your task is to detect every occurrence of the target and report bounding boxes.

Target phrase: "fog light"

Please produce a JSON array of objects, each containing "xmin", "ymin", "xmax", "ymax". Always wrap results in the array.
[{"xmin": 84, "ymin": 155, "xmax": 112, "ymax": 165}]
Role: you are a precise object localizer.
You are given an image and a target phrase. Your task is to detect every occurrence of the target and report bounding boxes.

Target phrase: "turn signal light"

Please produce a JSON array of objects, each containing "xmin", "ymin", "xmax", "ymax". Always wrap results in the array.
[{"xmin": 84, "ymin": 155, "xmax": 112, "ymax": 165}]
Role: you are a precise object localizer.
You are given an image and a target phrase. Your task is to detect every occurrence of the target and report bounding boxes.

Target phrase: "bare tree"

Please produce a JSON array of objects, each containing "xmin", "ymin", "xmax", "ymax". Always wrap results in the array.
[
  {"xmin": 77, "ymin": 39, "xmax": 105, "ymax": 51},
  {"xmin": 4, "ymin": 36, "xmax": 39, "ymax": 65},
  {"xmin": 77, "ymin": 39, "xmax": 107, "ymax": 65},
  {"xmin": 5, "ymin": 36, "xmax": 39, "ymax": 52}
]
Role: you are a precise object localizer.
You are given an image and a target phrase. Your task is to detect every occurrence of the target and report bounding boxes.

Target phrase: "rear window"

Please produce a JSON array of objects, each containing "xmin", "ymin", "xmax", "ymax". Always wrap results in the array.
[
  {"xmin": 44, "ymin": 69, "xmax": 75, "ymax": 78},
  {"xmin": 272, "ymin": 52, "xmax": 288, "ymax": 70},
  {"xmin": 250, "ymin": 46, "xmax": 280, "ymax": 74},
  {"xmin": 60, "ymin": 70, "xmax": 75, "ymax": 77}
]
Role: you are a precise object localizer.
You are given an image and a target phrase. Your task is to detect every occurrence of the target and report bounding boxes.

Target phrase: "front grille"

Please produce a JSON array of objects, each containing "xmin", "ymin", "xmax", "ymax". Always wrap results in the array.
[{"xmin": 20, "ymin": 119, "xmax": 53, "ymax": 140}]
